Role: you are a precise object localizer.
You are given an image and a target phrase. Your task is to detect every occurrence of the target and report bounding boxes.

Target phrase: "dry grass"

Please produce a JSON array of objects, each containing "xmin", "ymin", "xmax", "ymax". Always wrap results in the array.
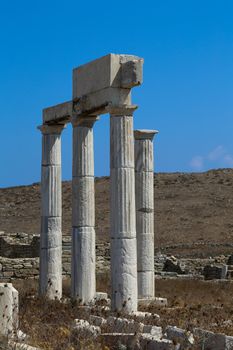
[
  {"xmin": 13, "ymin": 276, "xmax": 233, "ymax": 349},
  {"xmin": 14, "ymin": 275, "xmax": 111, "ymax": 350},
  {"xmin": 141, "ymin": 279, "xmax": 233, "ymax": 335}
]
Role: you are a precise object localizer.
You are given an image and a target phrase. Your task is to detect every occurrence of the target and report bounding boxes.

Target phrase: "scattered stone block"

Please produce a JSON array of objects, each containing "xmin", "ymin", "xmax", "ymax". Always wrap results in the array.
[
  {"xmin": 100, "ymin": 333, "xmax": 139, "ymax": 350},
  {"xmin": 163, "ymin": 257, "xmax": 185, "ymax": 275},
  {"xmin": 94, "ymin": 292, "xmax": 109, "ymax": 304},
  {"xmin": 72, "ymin": 319, "xmax": 101, "ymax": 339},
  {"xmin": 8, "ymin": 342, "xmax": 41, "ymax": 350},
  {"xmin": 140, "ymin": 334, "xmax": 176, "ymax": 350},
  {"xmin": 139, "ymin": 297, "xmax": 168, "ymax": 308},
  {"xmin": 143, "ymin": 325, "xmax": 163, "ymax": 339},
  {"xmin": 106, "ymin": 316, "xmax": 144, "ymax": 334},
  {"xmin": 130, "ymin": 311, "xmax": 160, "ymax": 322},
  {"xmin": 194, "ymin": 328, "xmax": 233, "ymax": 349},
  {"xmin": 165, "ymin": 326, "xmax": 194, "ymax": 349},
  {"xmin": 89, "ymin": 315, "xmax": 107, "ymax": 327},
  {"xmin": 203, "ymin": 264, "xmax": 228, "ymax": 280}
]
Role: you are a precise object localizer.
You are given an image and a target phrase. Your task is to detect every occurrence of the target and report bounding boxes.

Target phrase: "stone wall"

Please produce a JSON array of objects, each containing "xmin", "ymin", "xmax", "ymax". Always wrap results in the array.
[
  {"xmin": 0, "ymin": 232, "xmax": 39, "ymax": 258},
  {"xmin": 0, "ymin": 232, "xmax": 110, "ymax": 281}
]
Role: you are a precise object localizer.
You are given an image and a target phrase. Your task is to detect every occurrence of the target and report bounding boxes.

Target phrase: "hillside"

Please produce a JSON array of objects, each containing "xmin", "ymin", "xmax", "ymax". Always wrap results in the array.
[{"xmin": 1, "ymin": 169, "xmax": 233, "ymax": 258}]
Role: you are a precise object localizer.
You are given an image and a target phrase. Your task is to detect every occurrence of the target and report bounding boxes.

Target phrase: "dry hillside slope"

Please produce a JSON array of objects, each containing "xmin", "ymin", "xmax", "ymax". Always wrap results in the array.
[{"xmin": 1, "ymin": 169, "xmax": 233, "ymax": 258}]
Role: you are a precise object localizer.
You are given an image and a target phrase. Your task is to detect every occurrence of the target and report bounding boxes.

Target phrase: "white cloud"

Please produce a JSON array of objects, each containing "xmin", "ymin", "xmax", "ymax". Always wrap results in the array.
[
  {"xmin": 190, "ymin": 145, "xmax": 233, "ymax": 171},
  {"xmin": 207, "ymin": 145, "xmax": 226, "ymax": 161},
  {"xmin": 223, "ymin": 154, "xmax": 233, "ymax": 167},
  {"xmin": 190, "ymin": 156, "xmax": 204, "ymax": 171}
]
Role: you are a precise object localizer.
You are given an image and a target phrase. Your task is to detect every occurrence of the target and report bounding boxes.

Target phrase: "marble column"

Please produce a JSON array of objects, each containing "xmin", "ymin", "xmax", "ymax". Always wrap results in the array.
[
  {"xmin": 110, "ymin": 105, "xmax": 138, "ymax": 313},
  {"xmin": 38, "ymin": 123, "xmax": 65, "ymax": 300},
  {"xmin": 134, "ymin": 129, "xmax": 158, "ymax": 299},
  {"xmin": 71, "ymin": 115, "xmax": 98, "ymax": 303}
]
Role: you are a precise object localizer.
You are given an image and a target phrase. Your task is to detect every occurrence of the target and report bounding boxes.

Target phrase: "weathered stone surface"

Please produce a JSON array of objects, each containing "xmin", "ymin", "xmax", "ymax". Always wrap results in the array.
[
  {"xmin": 100, "ymin": 333, "xmax": 139, "ymax": 350},
  {"xmin": 41, "ymin": 167, "xmax": 61, "ymax": 217},
  {"xmin": 138, "ymin": 271, "xmax": 155, "ymax": 299},
  {"xmin": 39, "ymin": 125, "xmax": 64, "ymax": 300},
  {"xmin": 143, "ymin": 325, "xmax": 163, "ymax": 338},
  {"xmin": 8, "ymin": 341, "xmax": 41, "ymax": 350},
  {"xmin": 135, "ymin": 130, "xmax": 158, "ymax": 299},
  {"xmin": 72, "ymin": 319, "xmax": 101, "ymax": 339},
  {"xmin": 110, "ymin": 109, "xmax": 137, "ymax": 313},
  {"xmin": 89, "ymin": 315, "xmax": 107, "ymax": 327},
  {"xmin": 203, "ymin": 264, "xmax": 228, "ymax": 280},
  {"xmin": 0, "ymin": 283, "xmax": 18, "ymax": 338},
  {"xmin": 194, "ymin": 328, "xmax": 233, "ymax": 349},
  {"xmin": 163, "ymin": 257, "xmax": 186, "ymax": 275},
  {"xmin": 72, "ymin": 177, "xmax": 95, "ymax": 227},
  {"xmin": 110, "ymin": 168, "xmax": 136, "ymax": 239},
  {"xmin": 73, "ymin": 54, "xmax": 143, "ymax": 99},
  {"xmin": 72, "ymin": 124, "xmax": 95, "ymax": 177},
  {"xmin": 71, "ymin": 228, "xmax": 96, "ymax": 303},
  {"xmin": 130, "ymin": 311, "xmax": 160, "ymax": 323},
  {"xmin": 110, "ymin": 237, "xmax": 137, "ymax": 313},
  {"xmin": 165, "ymin": 326, "xmax": 194, "ymax": 349},
  {"xmin": 71, "ymin": 118, "xmax": 97, "ymax": 303},
  {"xmin": 139, "ymin": 335, "xmax": 175, "ymax": 350},
  {"xmin": 137, "ymin": 234, "xmax": 154, "ymax": 271},
  {"xmin": 106, "ymin": 316, "xmax": 144, "ymax": 334},
  {"xmin": 110, "ymin": 115, "xmax": 135, "ymax": 169},
  {"xmin": 43, "ymin": 101, "xmax": 72, "ymax": 124}
]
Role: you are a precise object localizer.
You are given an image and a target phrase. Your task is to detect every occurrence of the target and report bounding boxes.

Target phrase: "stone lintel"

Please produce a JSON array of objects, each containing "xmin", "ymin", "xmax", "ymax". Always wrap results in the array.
[
  {"xmin": 43, "ymin": 101, "xmax": 72, "ymax": 124},
  {"xmin": 73, "ymin": 87, "xmax": 132, "ymax": 117},
  {"xmin": 108, "ymin": 104, "xmax": 138, "ymax": 116},
  {"xmin": 72, "ymin": 115, "xmax": 100, "ymax": 128},
  {"xmin": 134, "ymin": 129, "xmax": 159, "ymax": 141},
  {"xmin": 73, "ymin": 53, "xmax": 143, "ymax": 99},
  {"xmin": 38, "ymin": 124, "xmax": 66, "ymax": 135}
]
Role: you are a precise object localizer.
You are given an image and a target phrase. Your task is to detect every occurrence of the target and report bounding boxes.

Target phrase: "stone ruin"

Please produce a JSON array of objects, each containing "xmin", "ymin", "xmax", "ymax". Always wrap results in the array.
[
  {"xmin": 37, "ymin": 53, "xmax": 158, "ymax": 313},
  {"xmin": 2, "ymin": 54, "xmax": 233, "ymax": 349}
]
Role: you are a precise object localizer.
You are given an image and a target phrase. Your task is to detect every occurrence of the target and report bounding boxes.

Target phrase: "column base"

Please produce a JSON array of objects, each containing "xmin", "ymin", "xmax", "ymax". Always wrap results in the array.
[{"xmin": 138, "ymin": 297, "xmax": 168, "ymax": 307}]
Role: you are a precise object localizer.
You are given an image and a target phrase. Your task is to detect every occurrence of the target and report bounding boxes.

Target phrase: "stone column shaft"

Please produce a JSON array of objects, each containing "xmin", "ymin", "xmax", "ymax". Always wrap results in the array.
[
  {"xmin": 110, "ymin": 105, "xmax": 138, "ymax": 313},
  {"xmin": 134, "ymin": 130, "xmax": 158, "ymax": 299},
  {"xmin": 71, "ymin": 116, "xmax": 98, "ymax": 303},
  {"xmin": 39, "ymin": 124, "xmax": 65, "ymax": 300}
]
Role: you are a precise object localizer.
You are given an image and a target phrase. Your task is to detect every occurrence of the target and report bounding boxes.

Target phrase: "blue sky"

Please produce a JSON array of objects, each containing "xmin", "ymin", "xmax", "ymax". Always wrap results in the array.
[{"xmin": 1, "ymin": 0, "xmax": 233, "ymax": 187}]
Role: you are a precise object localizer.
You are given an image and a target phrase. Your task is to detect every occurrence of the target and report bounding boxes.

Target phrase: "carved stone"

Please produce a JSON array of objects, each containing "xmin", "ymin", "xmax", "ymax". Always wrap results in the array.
[{"xmin": 135, "ymin": 129, "xmax": 158, "ymax": 299}]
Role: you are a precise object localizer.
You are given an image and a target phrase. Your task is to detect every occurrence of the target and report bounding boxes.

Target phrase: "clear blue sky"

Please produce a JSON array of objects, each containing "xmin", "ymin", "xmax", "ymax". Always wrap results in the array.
[{"xmin": 1, "ymin": 0, "xmax": 233, "ymax": 187}]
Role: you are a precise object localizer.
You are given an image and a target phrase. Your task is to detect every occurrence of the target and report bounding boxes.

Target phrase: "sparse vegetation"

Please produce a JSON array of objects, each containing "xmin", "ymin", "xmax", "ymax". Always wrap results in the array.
[{"xmin": 11, "ymin": 276, "xmax": 233, "ymax": 349}]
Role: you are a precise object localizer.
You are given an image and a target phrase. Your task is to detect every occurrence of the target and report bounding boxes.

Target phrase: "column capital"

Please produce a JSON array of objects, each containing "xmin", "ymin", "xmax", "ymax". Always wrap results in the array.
[
  {"xmin": 71, "ymin": 115, "xmax": 99, "ymax": 128},
  {"xmin": 37, "ymin": 124, "xmax": 66, "ymax": 135},
  {"xmin": 108, "ymin": 104, "xmax": 138, "ymax": 116},
  {"xmin": 134, "ymin": 129, "xmax": 159, "ymax": 141}
]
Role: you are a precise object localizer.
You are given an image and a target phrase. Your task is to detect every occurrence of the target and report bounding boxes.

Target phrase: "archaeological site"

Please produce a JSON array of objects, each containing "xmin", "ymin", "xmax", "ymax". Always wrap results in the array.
[{"xmin": 1, "ymin": 54, "xmax": 233, "ymax": 350}]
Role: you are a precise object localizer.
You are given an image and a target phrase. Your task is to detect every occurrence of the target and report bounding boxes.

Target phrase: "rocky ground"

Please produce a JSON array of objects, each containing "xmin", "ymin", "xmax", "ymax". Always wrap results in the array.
[
  {"xmin": 1, "ymin": 169, "xmax": 233, "ymax": 258},
  {"xmin": 2, "ymin": 169, "xmax": 233, "ymax": 348},
  {"xmin": 12, "ymin": 277, "xmax": 233, "ymax": 349}
]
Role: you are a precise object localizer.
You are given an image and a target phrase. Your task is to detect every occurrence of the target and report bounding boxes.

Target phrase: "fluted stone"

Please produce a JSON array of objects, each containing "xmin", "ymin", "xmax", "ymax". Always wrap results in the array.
[
  {"xmin": 110, "ymin": 106, "xmax": 138, "ymax": 313},
  {"xmin": 110, "ymin": 168, "xmax": 136, "ymax": 238},
  {"xmin": 0, "ymin": 283, "xmax": 19, "ymax": 337},
  {"xmin": 111, "ymin": 237, "xmax": 138, "ymax": 312},
  {"xmin": 71, "ymin": 116, "xmax": 98, "ymax": 303},
  {"xmin": 71, "ymin": 227, "xmax": 96, "ymax": 303},
  {"xmin": 135, "ymin": 129, "xmax": 158, "ymax": 299},
  {"xmin": 41, "ymin": 167, "xmax": 62, "ymax": 217},
  {"xmin": 72, "ymin": 177, "xmax": 95, "ymax": 228},
  {"xmin": 72, "ymin": 125, "xmax": 95, "ymax": 177},
  {"xmin": 138, "ymin": 271, "xmax": 155, "ymax": 299},
  {"xmin": 38, "ymin": 124, "xmax": 65, "ymax": 300}
]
